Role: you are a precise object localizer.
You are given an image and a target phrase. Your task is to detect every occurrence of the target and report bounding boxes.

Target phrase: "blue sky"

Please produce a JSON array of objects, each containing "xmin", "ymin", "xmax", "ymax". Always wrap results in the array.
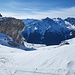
[{"xmin": 0, "ymin": 0, "xmax": 75, "ymax": 19}]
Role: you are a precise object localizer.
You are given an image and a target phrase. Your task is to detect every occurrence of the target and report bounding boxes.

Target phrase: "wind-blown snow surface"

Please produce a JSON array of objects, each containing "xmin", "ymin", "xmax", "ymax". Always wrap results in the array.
[{"xmin": 0, "ymin": 38, "xmax": 75, "ymax": 75}]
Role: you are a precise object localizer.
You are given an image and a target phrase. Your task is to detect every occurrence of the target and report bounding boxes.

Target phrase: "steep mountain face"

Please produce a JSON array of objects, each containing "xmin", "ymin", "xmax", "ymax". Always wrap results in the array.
[
  {"xmin": 0, "ymin": 16, "xmax": 25, "ymax": 46},
  {"xmin": 22, "ymin": 17, "xmax": 75, "ymax": 45}
]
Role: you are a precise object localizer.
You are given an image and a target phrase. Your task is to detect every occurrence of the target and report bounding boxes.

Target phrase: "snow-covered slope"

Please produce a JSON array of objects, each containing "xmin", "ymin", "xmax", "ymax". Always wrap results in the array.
[
  {"xmin": 22, "ymin": 17, "xmax": 75, "ymax": 45},
  {"xmin": 0, "ymin": 32, "xmax": 13, "ymax": 46},
  {"xmin": 24, "ymin": 41, "xmax": 46, "ymax": 49},
  {"xmin": 0, "ymin": 32, "xmax": 30, "ymax": 50},
  {"xmin": 0, "ymin": 38, "xmax": 75, "ymax": 75}
]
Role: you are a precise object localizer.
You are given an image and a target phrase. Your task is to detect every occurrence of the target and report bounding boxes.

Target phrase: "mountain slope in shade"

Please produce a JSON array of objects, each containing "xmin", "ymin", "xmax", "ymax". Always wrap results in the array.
[
  {"xmin": 0, "ymin": 32, "xmax": 32, "ymax": 50},
  {"xmin": 22, "ymin": 17, "xmax": 75, "ymax": 45},
  {"xmin": 0, "ymin": 38, "xmax": 75, "ymax": 75}
]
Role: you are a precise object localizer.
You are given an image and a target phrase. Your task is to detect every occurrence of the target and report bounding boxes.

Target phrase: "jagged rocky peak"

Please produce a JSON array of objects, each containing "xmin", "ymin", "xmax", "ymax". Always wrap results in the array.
[
  {"xmin": 53, "ymin": 17, "xmax": 63, "ymax": 21},
  {"xmin": 53, "ymin": 18, "xmax": 65, "ymax": 25},
  {"xmin": 65, "ymin": 17, "xmax": 75, "ymax": 25},
  {"xmin": 44, "ymin": 17, "xmax": 50, "ymax": 20},
  {"xmin": 0, "ymin": 14, "xmax": 2, "ymax": 17},
  {"xmin": 42, "ymin": 17, "xmax": 53, "ymax": 21},
  {"xmin": 0, "ymin": 17, "xmax": 25, "ymax": 46}
]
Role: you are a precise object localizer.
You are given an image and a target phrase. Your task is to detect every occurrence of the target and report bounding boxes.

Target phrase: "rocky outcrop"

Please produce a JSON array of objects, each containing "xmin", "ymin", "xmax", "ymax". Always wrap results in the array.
[
  {"xmin": 0, "ymin": 14, "xmax": 2, "ymax": 17},
  {"xmin": 0, "ymin": 17, "xmax": 25, "ymax": 46}
]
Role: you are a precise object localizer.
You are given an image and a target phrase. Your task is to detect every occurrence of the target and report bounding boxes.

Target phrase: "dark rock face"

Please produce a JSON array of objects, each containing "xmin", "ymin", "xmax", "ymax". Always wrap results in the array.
[
  {"xmin": 27, "ymin": 31, "xmax": 42, "ymax": 44},
  {"xmin": 43, "ymin": 31, "xmax": 64, "ymax": 45},
  {"xmin": 0, "ymin": 17, "xmax": 25, "ymax": 45},
  {"xmin": 0, "ymin": 14, "xmax": 2, "ymax": 17}
]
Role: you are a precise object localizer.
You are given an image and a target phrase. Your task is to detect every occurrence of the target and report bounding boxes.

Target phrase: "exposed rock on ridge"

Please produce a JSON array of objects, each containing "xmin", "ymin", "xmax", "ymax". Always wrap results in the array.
[{"xmin": 0, "ymin": 16, "xmax": 25, "ymax": 46}]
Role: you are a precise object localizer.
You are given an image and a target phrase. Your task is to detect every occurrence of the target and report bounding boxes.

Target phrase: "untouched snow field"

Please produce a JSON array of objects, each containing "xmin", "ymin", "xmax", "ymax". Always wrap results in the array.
[{"xmin": 0, "ymin": 38, "xmax": 75, "ymax": 75}]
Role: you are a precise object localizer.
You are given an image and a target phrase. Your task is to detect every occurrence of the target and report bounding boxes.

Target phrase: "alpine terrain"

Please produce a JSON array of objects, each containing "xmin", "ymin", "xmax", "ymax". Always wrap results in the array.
[
  {"xmin": 0, "ymin": 14, "xmax": 75, "ymax": 75},
  {"xmin": 22, "ymin": 17, "xmax": 75, "ymax": 45}
]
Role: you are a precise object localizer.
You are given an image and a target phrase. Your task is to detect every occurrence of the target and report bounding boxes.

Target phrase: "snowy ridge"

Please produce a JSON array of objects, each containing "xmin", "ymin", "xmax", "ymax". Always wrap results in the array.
[
  {"xmin": 0, "ymin": 32, "xmax": 13, "ymax": 46},
  {"xmin": 0, "ymin": 38, "xmax": 75, "ymax": 75}
]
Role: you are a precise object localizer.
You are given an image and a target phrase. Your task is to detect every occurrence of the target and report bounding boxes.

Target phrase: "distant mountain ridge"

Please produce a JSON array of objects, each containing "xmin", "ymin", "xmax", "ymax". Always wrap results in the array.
[{"xmin": 22, "ymin": 17, "xmax": 75, "ymax": 45}]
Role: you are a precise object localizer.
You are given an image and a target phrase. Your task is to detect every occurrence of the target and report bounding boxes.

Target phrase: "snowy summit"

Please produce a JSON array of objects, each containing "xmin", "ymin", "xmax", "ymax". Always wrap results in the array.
[{"xmin": 0, "ymin": 37, "xmax": 75, "ymax": 75}]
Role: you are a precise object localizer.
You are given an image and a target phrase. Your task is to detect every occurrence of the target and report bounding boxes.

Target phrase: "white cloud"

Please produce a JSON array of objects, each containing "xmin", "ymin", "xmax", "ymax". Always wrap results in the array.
[
  {"xmin": 1, "ymin": 6, "xmax": 75, "ymax": 19},
  {"xmin": 33, "ymin": 6, "xmax": 75, "ymax": 19}
]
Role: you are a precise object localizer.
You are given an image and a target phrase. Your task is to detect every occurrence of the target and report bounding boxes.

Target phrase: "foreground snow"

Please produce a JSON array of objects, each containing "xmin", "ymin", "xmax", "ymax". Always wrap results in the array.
[{"xmin": 0, "ymin": 38, "xmax": 75, "ymax": 75}]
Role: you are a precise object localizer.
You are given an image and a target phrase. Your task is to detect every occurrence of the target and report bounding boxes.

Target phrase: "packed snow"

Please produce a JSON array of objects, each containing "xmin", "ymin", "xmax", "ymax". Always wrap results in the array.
[
  {"xmin": 0, "ymin": 37, "xmax": 75, "ymax": 75},
  {"xmin": 24, "ymin": 42, "xmax": 46, "ymax": 49}
]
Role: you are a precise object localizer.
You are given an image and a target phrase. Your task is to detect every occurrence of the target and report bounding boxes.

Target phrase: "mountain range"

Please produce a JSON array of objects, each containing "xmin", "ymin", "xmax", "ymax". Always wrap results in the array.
[
  {"xmin": 22, "ymin": 17, "xmax": 75, "ymax": 45},
  {"xmin": 1, "ymin": 15, "xmax": 75, "ymax": 47}
]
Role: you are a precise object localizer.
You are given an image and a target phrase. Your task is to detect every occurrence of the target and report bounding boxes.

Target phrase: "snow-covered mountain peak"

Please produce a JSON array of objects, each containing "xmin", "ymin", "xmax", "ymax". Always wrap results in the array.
[
  {"xmin": 65, "ymin": 17, "xmax": 75, "ymax": 25},
  {"xmin": 53, "ymin": 17, "xmax": 63, "ymax": 21},
  {"xmin": 42, "ymin": 17, "xmax": 52, "ymax": 21},
  {"xmin": 53, "ymin": 18, "xmax": 66, "ymax": 26}
]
